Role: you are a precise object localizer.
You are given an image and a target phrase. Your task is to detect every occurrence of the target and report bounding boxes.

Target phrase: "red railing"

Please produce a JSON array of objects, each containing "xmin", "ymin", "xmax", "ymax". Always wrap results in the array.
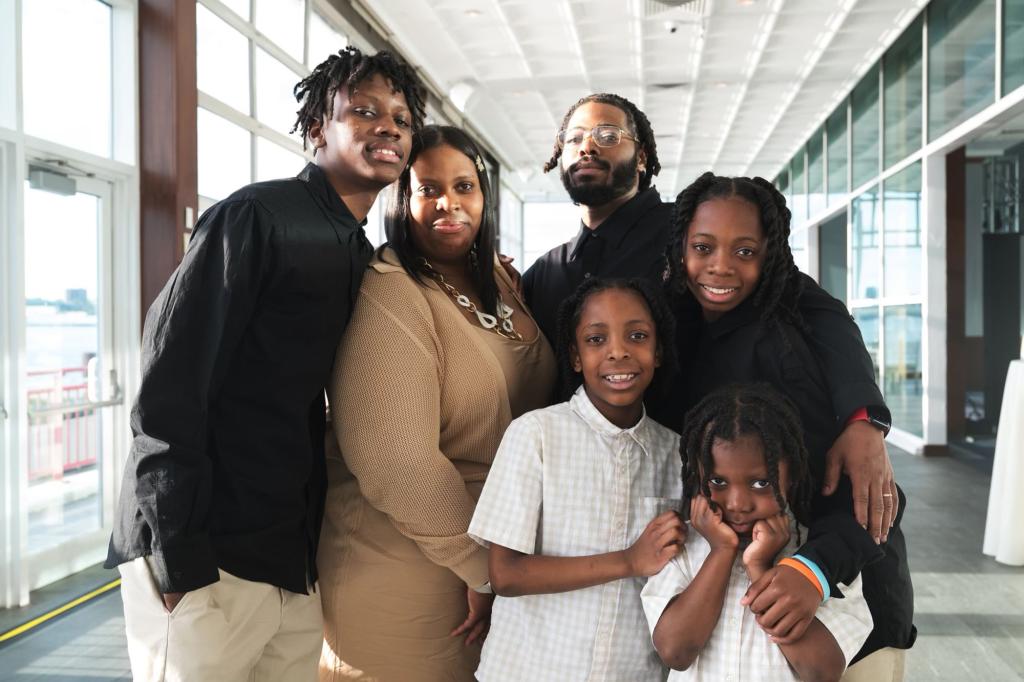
[{"xmin": 26, "ymin": 367, "xmax": 99, "ymax": 483}]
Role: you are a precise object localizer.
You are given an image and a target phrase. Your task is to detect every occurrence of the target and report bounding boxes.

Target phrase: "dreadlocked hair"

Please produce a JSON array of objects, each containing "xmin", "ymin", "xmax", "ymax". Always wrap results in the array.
[
  {"xmin": 554, "ymin": 277, "xmax": 677, "ymax": 402},
  {"xmin": 291, "ymin": 46, "xmax": 427, "ymax": 149},
  {"xmin": 679, "ymin": 383, "xmax": 814, "ymax": 538},
  {"xmin": 543, "ymin": 93, "xmax": 661, "ymax": 192},
  {"xmin": 385, "ymin": 125, "xmax": 500, "ymax": 317},
  {"xmin": 664, "ymin": 172, "xmax": 804, "ymax": 327}
]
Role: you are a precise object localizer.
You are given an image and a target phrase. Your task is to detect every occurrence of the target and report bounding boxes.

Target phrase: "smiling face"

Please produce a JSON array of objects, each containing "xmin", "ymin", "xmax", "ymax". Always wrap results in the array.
[
  {"xmin": 558, "ymin": 102, "xmax": 644, "ymax": 207},
  {"xmin": 407, "ymin": 144, "xmax": 484, "ymax": 267},
  {"xmin": 571, "ymin": 287, "xmax": 660, "ymax": 428},
  {"xmin": 309, "ymin": 72, "xmax": 413, "ymax": 195},
  {"xmin": 684, "ymin": 196, "xmax": 767, "ymax": 321},
  {"xmin": 706, "ymin": 433, "xmax": 789, "ymax": 538}
]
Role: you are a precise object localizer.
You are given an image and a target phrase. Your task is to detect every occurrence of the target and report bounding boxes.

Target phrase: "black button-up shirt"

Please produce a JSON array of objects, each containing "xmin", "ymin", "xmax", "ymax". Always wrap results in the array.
[
  {"xmin": 654, "ymin": 295, "xmax": 916, "ymax": 662},
  {"xmin": 106, "ymin": 163, "xmax": 375, "ymax": 595},
  {"xmin": 522, "ymin": 187, "xmax": 888, "ymax": 423}
]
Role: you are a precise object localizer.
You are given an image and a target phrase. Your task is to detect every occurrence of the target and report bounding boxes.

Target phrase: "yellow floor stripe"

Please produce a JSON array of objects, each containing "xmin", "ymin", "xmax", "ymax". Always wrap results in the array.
[{"xmin": 0, "ymin": 578, "xmax": 121, "ymax": 644}]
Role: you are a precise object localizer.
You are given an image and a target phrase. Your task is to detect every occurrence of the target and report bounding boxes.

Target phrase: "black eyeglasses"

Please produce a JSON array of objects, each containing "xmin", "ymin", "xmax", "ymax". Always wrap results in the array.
[{"xmin": 557, "ymin": 125, "xmax": 638, "ymax": 149}]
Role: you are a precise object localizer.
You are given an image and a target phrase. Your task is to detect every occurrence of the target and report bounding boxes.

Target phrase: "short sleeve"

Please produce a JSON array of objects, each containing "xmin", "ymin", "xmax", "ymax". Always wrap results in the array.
[
  {"xmin": 640, "ymin": 552, "xmax": 695, "ymax": 638},
  {"xmin": 468, "ymin": 413, "xmax": 544, "ymax": 554},
  {"xmin": 815, "ymin": 573, "xmax": 874, "ymax": 666}
]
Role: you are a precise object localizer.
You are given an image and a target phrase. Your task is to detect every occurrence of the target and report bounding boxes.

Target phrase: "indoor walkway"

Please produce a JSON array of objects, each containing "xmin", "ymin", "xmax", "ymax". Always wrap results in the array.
[{"xmin": 0, "ymin": 446, "xmax": 1021, "ymax": 681}]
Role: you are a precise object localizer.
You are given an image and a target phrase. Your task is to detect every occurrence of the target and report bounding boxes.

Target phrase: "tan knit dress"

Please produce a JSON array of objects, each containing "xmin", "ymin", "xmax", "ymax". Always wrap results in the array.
[{"xmin": 318, "ymin": 248, "xmax": 556, "ymax": 682}]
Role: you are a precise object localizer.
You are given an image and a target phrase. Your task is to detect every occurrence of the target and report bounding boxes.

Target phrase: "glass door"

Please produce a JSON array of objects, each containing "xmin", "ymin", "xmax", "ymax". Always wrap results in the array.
[{"xmin": 22, "ymin": 172, "xmax": 122, "ymax": 588}]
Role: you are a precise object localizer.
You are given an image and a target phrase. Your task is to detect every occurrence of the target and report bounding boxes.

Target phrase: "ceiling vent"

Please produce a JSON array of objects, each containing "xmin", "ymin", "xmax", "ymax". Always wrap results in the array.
[{"xmin": 643, "ymin": 0, "xmax": 708, "ymax": 19}]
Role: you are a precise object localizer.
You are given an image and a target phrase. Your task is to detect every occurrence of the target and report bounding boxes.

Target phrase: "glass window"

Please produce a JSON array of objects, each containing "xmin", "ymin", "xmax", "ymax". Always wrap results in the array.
[
  {"xmin": 826, "ymin": 106, "xmax": 848, "ymax": 202},
  {"xmin": 807, "ymin": 128, "xmax": 825, "ymax": 217},
  {"xmin": 883, "ymin": 304, "xmax": 923, "ymax": 436},
  {"xmin": 23, "ymin": 0, "xmax": 112, "ymax": 157},
  {"xmin": 884, "ymin": 162, "xmax": 922, "ymax": 298},
  {"xmin": 818, "ymin": 212, "xmax": 848, "ymax": 303},
  {"xmin": 791, "ymin": 153, "xmax": 807, "ymax": 226},
  {"xmin": 790, "ymin": 228, "xmax": 809, "ymax": 273},
  {"xmin": 309, "ymin": 11, "xmax": 348, "ymax": 67},
  {"xmin": 1005, "ymin": 0, "xmax": 1024, "ymax": 95},
  {"xmin": 197, "ymin": 108, "xmax": 252, "ymax": 201},
  {"xmin": 853, "ymin": 306, "xmax": 881, "ymax": 383},
  {"xmin": 197, "ymin": 4, "xmax": 250, "ymax": 113},
  {"xmin": 776, "ymin": 168, "xmax": 790, "ymax": 207},
  {"xmin": 522, "ymin": 202, "xmax": 581, "ymax": 271},
  {"xmin": 256, "ymin": 49, "xmax": 303, "ymax": 137},
  {"xmin": 883, "ymin": 16, "xmax": 923, "ymax": 169},
  {"xmin": 255, "ymin": 0, "xmax": 305, "ymax": 62},
  {"xmin": 852, "ymin": 185, "xmax": 881, "ymax": 300},
  {"xmin": 255, "ymin": 137, "xmax": 306, "ymax": 182},
  {"xmin": 928, "ymin": 0, "xmax": 996, "ymax": 140},
  {"xmin": 851, "ymin": 66, "xmax": 880, "ymax": 189}
]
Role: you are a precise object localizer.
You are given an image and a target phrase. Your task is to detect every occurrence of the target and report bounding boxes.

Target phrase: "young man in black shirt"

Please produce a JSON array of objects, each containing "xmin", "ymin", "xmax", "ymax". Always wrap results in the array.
[
  {"xmin": 107, "ymin": 48, "xmax": 425, "ymax": 680},
  {"xmin": 523, "ymin": 93, "xmax": 908, "ymax": 655}
]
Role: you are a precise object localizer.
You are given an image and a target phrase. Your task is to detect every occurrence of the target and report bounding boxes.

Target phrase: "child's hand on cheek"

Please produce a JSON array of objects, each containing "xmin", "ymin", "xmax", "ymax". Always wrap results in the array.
[
  {"xmin": 689, "ymin": 495, "xmax": 739, "ymax": 552},
  {"xmin": 742, "ymin": 513, "xmax": 791, "ymax": 579}
]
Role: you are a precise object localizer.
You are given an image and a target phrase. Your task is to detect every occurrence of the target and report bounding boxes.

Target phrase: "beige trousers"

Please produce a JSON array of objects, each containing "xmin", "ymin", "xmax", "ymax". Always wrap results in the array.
[
  {"xmin": 119, "ymin": 556, "xmax": 323, "ymax": 682},
  {"xmin": 842, "ymin": 647, "xmax": 907, "ymax": 682}
]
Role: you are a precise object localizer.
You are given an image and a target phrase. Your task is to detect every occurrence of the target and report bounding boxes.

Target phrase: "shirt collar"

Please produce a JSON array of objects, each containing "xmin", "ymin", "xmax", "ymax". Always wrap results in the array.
[
  {"xmin": 569, "ymin": 385, "xmax": 654, "ymax": 455},
  {"xmin": 297, "ymin": 162, "xmax": 366, "ymax": 227},
  {"xmin": 568, "ymin": 187, "xmax": 663, "ymax": 261}
]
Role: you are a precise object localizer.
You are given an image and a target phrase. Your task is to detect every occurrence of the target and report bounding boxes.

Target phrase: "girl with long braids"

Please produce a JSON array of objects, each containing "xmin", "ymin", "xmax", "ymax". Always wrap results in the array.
[
  {"xmin": 643, "ymin": 384, "xmax": 873, "ymax": 681},
  {"xmin": 656, "ymin": 172, "xmax": 915, "ymax": 681}
]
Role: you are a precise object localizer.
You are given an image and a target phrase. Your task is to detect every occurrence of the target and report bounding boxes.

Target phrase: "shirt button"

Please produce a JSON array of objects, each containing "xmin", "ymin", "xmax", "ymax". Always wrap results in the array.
[{"xmin": 584, "ymin": 272, "xmax": 591, "ymax": 278}]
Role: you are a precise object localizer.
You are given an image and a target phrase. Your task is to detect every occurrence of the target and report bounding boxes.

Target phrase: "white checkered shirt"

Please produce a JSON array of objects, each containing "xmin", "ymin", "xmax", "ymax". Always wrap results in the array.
[
  {"xmin": 641, "ymin": 519, "xmax": 873, "ymax": 682},
  {"xmin": 469, "ymin": 387, "xmax": 682, "ymax": 681}
]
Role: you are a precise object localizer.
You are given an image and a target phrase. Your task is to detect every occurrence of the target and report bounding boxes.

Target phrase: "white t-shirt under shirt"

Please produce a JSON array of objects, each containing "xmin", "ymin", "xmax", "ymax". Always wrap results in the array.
[
  {"xmin": 641, "ymin": 519, "xmax": 874, "ymax": 682},
  {"xmin": 469, "ymin": 386, "xmax": 682, "ymax": 682}
]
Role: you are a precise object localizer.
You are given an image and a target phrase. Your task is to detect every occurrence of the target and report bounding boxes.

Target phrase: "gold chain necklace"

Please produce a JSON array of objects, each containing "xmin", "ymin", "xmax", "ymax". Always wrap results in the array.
[{"xmin": 418, "ymin": 258, "xmax": 524, "ymax": 341}]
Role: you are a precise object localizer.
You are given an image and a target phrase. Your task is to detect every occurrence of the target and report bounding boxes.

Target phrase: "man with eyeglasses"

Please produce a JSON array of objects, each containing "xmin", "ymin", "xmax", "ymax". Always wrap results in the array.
[{"xmin": 521, "ymin": 93, "xmax": 913, "ymax": 677}]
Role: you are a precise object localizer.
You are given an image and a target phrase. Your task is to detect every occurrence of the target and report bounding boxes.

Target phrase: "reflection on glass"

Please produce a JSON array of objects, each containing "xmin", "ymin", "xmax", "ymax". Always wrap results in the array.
[
  {"xmin": 1006, "ymin": 0, "xmax": 1024, "ymax": 95},
  {"xmin": 789, "ymin": 228, "xmax": 809, "ymax": 274},
  {"xmin": 23, "ymin": 0, "xmax": 111, "ymax": 157},
  {"xmin": 23, "ymin": 183, "xmax": 104, "ymax": 552},
  {"xmin": 852, "ymin": 66, "xmax": 880, "ymax": 189},
  {"xmin": 808, "ymin": 128, "xmax": 825, "ymax": 217},
  {"xmin": 852, "ymin": 186, "xmax": 880, "ymax": 300},
  {"xmin": 197, "ymin": 4, "xmax": 250, "ymax": 113},
  {"xmin": 884, "ymin": 304, "xmax": 923, "ymax": 436},
  {"xmin": 884, "ymin": 16, "xmax": 923, "ymax": 169},
  {"xmin": 198, "ymin": 108, "xmax": 252, "ymax": 201},
  {"xmin": 884, "ymin": 162, "xmax": 922, "ymax": 298},
  {"xmin": 256, "ymin": 49, "xmax": 304, "ymax": 137},
  {"xmin": 255, "ymin": 0, "xmax": 305, "ymax": 61},
  {"xmin": 309, "ymin": 11, "xmax": 348, "ymax": 67},
  {"xmin": 791, "ymin": 153, "xmax": 807, "ymax": 226},
  {"xmin": 853, "ymin": 306, "xmax": 881, "ymax": 384},
  {"xmin": 928, "ymin": 0, "xmax": 995, "ymax": 140},
  {"xmin": 826, "ymin": 106, "xmax": 848, "ymax": 202},
  {"xmin": 818, "ymin": 212, "xmax": 848, "ymax": 303},
  {"xmin": 256, "ymin": 137, "xmax": 306, "ymax": 182}
]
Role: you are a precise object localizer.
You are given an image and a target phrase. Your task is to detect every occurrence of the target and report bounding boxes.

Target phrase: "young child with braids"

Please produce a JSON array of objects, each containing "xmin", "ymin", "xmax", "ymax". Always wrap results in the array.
[
  {"xmin": 655, "ymin": 172, "xmax": 915, "ymax": 680},
  {"xmin": 643, "ymin": 384, "xmax": 873, "ymax": 681},
  {"xmin": 468, "ymin": 277, "xmax": 685, "ymax": 681}
]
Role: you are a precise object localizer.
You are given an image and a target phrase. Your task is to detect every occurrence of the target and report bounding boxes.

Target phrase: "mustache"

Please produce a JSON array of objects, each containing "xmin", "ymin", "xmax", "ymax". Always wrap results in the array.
[{"xmin": 567, "ymin": 157, "xmax": 610, "ymax": 174}]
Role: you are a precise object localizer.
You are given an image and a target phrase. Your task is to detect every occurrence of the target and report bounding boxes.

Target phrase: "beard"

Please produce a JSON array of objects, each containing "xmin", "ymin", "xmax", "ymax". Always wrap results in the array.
[{"xmin": 560, "ymin": 152, "xmax": 639, "ymax": 206}]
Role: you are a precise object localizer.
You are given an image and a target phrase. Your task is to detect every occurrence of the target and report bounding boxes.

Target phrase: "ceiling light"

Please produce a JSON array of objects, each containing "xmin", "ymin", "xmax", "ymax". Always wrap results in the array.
[{"xmin": 465, "ymin": 8, "xmax": 482, "ymax": 17}]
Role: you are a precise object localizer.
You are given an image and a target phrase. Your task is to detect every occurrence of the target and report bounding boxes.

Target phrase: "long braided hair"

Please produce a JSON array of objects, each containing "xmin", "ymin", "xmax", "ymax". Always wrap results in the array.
[
  {"xmin": 665, "ymin": 172, "xmax": 803, "ymax": 326},
  {"xmin": 291, "ymin": 47, "xmax": 427, "ymax": 149},
  {"xmin": 680, "ymin": 383, "xmax": 814, "ymax": 535},
  {"xmin": 543, "ymin": 93, "xmax": 661, "ymax": 192},
  {"xmin": 554, "ymin": 277, "xmax": 677, "ymax": 401}
]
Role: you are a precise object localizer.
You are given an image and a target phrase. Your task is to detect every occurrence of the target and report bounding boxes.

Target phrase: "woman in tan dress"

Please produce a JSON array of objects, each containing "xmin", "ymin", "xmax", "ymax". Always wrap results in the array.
[{"xmin": 318, "ymin": 125, "xmax": 556, "ymax": 681}]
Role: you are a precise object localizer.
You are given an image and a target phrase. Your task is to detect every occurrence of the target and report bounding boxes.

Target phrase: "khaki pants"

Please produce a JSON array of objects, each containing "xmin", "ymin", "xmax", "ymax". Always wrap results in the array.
[
  {"xmin": 119, "ymin": 556, "xmax": 323, "ymax": 682},
  {"xmin": 842, "ymin": 647, "xmax": 906, "ymax": 682}
]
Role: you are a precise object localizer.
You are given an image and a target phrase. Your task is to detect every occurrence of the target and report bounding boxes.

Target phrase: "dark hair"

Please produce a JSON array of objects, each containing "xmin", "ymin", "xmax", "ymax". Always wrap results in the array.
[
  {"xmin": 291, "ymin": 47, "xmax": 427, "ymax": 149},
  {"xmin": 665, "ymin": 172, "xmax": 803, "ymax": 326},
  {"xmin": 543, "ymin": 93, "xmax": 660, "ymax": 192},
  {"xmin": 554, "ymin": 277, "xmax": 677, "ymax": 401},
  {"xmin": 679, "ymin": 383, "xmax": 813, "ymax": 534},
  {"xmin": 385, "ymin": 125, "xmax": 500, "ymax": 316}
]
